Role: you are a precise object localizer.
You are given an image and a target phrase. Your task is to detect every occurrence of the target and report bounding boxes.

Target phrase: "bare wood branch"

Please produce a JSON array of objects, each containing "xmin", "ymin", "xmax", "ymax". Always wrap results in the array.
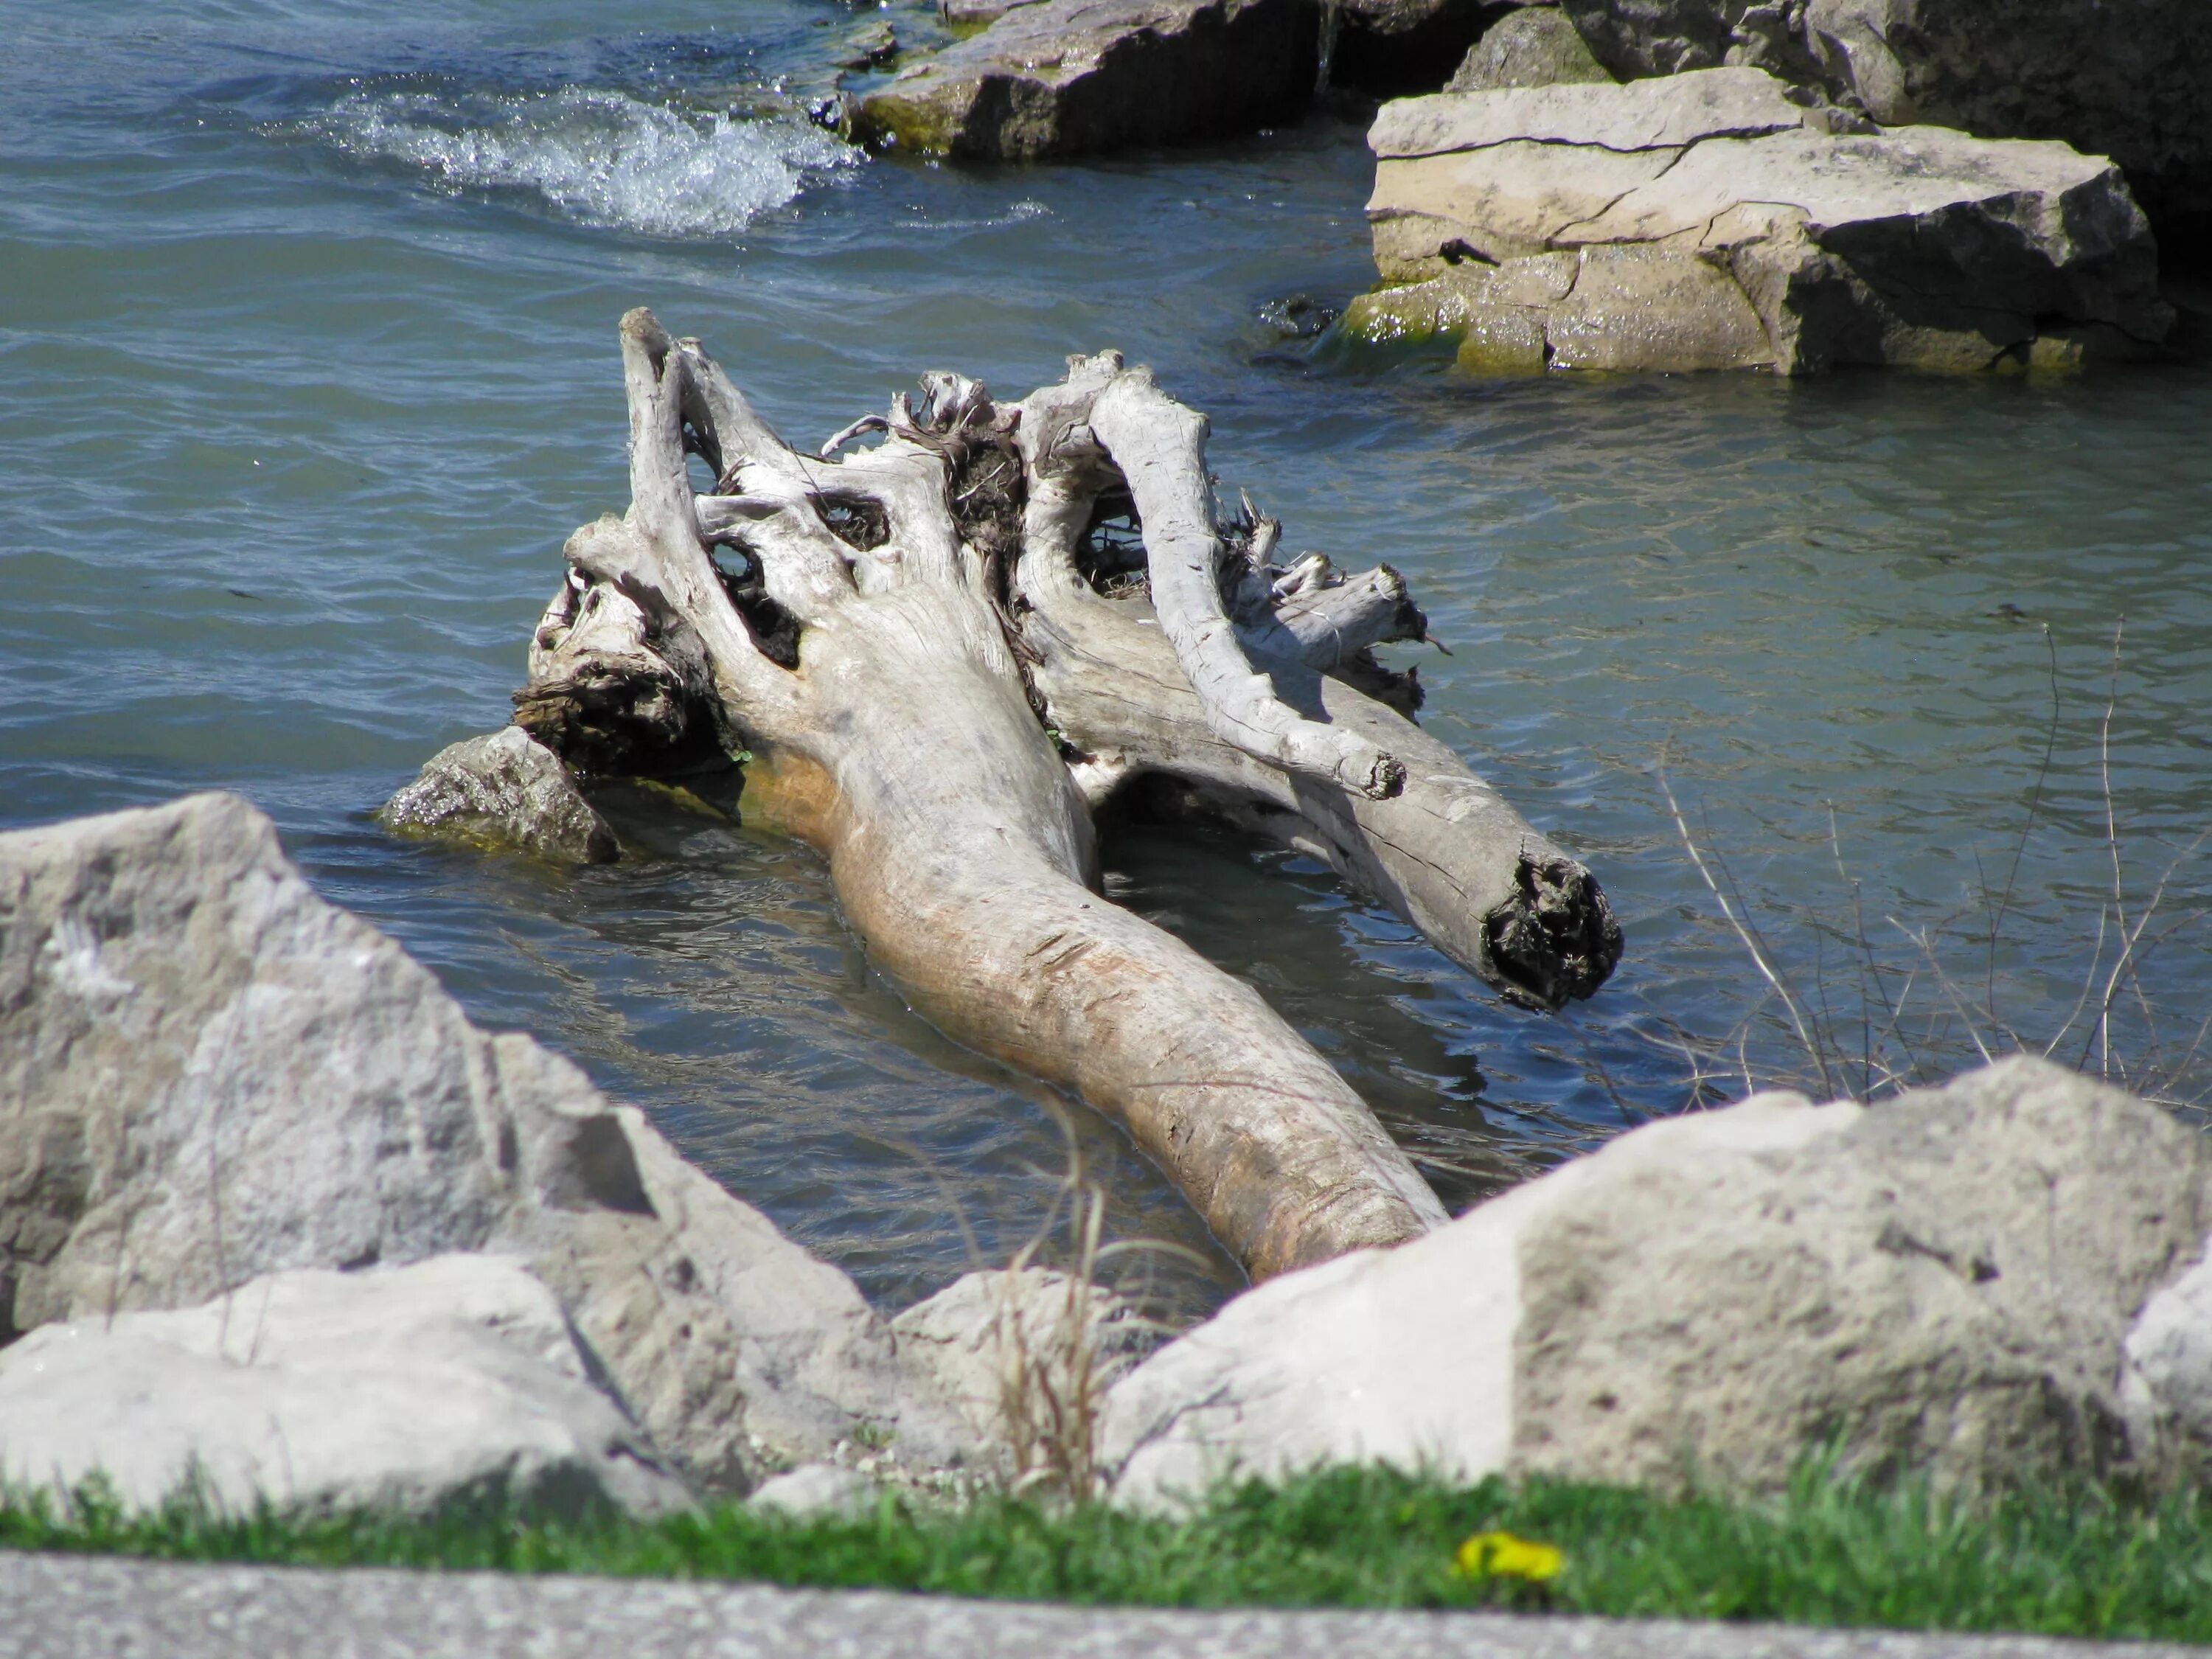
[
  {"xmin": 803, "ymin": 439, "xmax": 966, "ymax": 590},
  {"xmin": 1270, "ymin": 565, "xmax": 1428, "ymax": 669},
  {"xmin": 1017, "ymin": 574, "xmax": 1618, "ymax": 1009},
  {"xmin": 1085, "ymin": 371, "xmax": 1408, "ymax": 801}
]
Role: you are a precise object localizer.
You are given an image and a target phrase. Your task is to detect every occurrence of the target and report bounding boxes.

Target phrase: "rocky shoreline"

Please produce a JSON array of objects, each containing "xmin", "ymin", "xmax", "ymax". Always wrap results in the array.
[
  {"xmin": 6, "ymin": 792, "xmax": 2212, "ymax": 1519},
  {"xmin": 824, "ymin": 0, "xmax": 2208, "ymax": 375}
]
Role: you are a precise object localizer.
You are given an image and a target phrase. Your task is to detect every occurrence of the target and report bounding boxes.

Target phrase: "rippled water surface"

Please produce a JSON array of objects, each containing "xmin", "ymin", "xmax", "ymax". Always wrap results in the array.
[{"xmin": 6, "ymin": 0, "xmax": 2210, "ymax": 1321}]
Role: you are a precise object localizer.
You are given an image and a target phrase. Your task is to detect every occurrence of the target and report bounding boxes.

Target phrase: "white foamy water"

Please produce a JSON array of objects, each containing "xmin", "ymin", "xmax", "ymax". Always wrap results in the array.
[{"xmin": 302, "ymin": 86, "xmax": 859, "ymax": 237}]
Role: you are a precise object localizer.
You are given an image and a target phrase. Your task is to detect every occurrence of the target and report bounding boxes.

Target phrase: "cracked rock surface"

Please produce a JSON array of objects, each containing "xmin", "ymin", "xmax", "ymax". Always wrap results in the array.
[
  {"xmin": 1558, "ymin": 0, "xmax": 2212, "ymax": 243},
  {"xmin": 0, "ymin": 792, "xmax": 981, "ymax": 1497},
  {"xmin": 1350, "ymin": 66, "xmax": 2171, "ymax": 374},
  {"xmin": 1104, "ymin": 1056, "xmax": 2212, "ymax": 1506}
]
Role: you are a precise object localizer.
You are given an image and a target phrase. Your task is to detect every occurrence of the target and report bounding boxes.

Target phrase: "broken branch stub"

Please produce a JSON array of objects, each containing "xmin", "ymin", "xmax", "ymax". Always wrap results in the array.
[
  {"xmin": 516, "ymin": 314, "xmax": 1618, "ymax": 1277},
  {"xmin": 1085, "ymin": 373, "xmax": 1410, "ymax": 803}
]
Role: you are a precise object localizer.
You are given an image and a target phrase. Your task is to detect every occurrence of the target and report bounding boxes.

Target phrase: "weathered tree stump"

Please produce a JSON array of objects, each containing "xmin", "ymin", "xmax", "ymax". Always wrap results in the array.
[{"xmin": 512, "ymin": 312, "xmax": 1620, "ymax": 1279}]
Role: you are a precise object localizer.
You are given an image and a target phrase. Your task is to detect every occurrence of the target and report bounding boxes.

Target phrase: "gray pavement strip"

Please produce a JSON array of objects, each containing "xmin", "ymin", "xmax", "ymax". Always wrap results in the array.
[{"xmin": 0, "ymin": 1551, "xmax": 2199, "ymax": 1659}]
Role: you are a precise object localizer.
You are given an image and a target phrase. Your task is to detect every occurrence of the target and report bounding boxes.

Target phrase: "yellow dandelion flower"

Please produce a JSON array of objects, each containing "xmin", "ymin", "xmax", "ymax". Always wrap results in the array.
[{"xmin": 1454, "ymin": 1530, "xmax": 1565, "ymax": 1583}]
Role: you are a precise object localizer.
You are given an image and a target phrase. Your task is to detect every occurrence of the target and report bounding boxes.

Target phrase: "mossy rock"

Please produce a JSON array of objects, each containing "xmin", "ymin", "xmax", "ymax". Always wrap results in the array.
[
  {"xmin": 1340, "ymin": 272, "xmax": 1479, "ymax": 347},
  {"xmin": 1454, "ymin": 309, "xmax": 1548, "ymax": 375},
  {"xmin": 1341, "ymin": 271, "xmax": 1551, "ymax": 376}
]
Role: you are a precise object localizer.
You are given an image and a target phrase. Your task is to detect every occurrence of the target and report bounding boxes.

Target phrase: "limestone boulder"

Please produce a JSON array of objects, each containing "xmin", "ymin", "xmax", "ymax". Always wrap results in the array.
[
  {"xmin": 1352, "ymin": 67, "xmax": 2170, "ymax": 374},
  {"xmin": 0, "ymin": 793, "xmax": 979, "ymax": 1493},
  {"xmin": 1554, "ymin": 0, "xmax": 2212, "ymax": 244},
  {"xmin": 1446, "ymin": 7, "xmax": 1612, "ymax": 93},
  {"xmin": 380, "ymin": 725, "xmax": 618, "ymax": 865},
  {"xmin": 850, "ymin": 0, "xmax": 1321, "ymax": 161},
  {"xmin": 2120, "ymin": 1248, "xmax": 2212, "ymax": 1475},
  {"xmin": 0, "ymin": 1253, "xmax": 689, "ymax": 1520},
  {"xmin": 1557, "ymin": 0, "xmax": 1787, "ymax": 80},
  {"xmin": 1105, "ymin": 1057, "xmax": 2212, "ymax": 1505},
  {"xmin": 893, "ymin": 1267, "xmax": 1161, "ymax": 1458}
]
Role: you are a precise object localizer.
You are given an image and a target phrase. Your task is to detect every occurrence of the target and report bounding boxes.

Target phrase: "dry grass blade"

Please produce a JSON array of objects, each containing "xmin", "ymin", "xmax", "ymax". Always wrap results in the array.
[
  {"xmin": 1654, "ymin": 623, "xmax": 2209, "ymax": 1117},
  {"xmin": 1658, "ymin": 751, "xmax": 1834, "ymax": 1099},
  {"xmin": 990, "ymin": 1116, "xmax": 1208, "ymax": 1503}
]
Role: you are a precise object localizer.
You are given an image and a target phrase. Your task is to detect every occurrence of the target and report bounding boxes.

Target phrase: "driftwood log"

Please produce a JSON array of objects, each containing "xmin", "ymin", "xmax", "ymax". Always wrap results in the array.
[{"xmin": 512, "ymin": 312, "xmax": 1620, "ymax": 1280}]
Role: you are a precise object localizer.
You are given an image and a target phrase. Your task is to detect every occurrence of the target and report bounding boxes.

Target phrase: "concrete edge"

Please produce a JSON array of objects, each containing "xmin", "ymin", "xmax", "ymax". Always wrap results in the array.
[{"xmin": 0, "ymin": 1551, "xmax": 2201, "ymax": 1659}]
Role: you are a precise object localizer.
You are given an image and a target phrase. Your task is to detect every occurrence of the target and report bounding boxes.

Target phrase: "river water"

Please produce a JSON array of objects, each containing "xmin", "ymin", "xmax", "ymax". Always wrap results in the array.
[{"xmin": 5, "ymin": 0, "xmax": 2210, "ymax": 1321}]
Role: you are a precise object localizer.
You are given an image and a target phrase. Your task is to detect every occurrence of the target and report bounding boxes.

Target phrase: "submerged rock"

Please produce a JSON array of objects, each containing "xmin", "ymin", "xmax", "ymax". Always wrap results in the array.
[
  {"xmin": 1255, "ymin": 292, "xmax": 1340, "ymax": 338},
  {"xmin": 1352, "ymin": 66, "xmax": 2170, "ymax": 374},
  {"xmin": 0, "ymin": 1254, "xmax": 691, "ymax": 1520},
  {"xmin": 1445, "ymin": 6, "xmax": 1611, "ymax": 93},
  {"xmin": 0, "ymin": 793, "xmax": 978, "ymax": 1495},
  {"xmin": 381, "ymin": 724, "xmax": 617, "ymax": 865},
  {"xmin": 850, "ymin": 0, "xmax": 1322, "ymax": 160},
  {"xmin": 841, "ymin": 17, "xmax": 902, "ymax": 71},
  {"xmin": 1555, "ymin": 0, "xmax": 2212, "ymax": 248},
  {"xmin": 1105, "ymin": 1057, "xmax": 2212, "ymax": 1504}
]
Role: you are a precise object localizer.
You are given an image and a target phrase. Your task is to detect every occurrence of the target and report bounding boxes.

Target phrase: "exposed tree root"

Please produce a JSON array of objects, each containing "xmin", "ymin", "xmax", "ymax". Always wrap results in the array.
[{"xmin": 514, "ymin": 314, "xmax": 1621, "ymax": 1278}]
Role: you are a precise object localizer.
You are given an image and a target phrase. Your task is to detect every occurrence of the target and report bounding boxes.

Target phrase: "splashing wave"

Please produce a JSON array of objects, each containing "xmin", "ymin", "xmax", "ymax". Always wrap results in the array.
[{"xmin": 300, "ymin": 86, "xmax": 859, "ymax": 237}]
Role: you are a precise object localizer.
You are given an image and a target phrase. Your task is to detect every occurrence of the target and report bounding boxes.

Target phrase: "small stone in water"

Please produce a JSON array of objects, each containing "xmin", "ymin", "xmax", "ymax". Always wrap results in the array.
[{"xmin": 1257, "ymin": 293, "xmax": 1339, "ymax": 339}]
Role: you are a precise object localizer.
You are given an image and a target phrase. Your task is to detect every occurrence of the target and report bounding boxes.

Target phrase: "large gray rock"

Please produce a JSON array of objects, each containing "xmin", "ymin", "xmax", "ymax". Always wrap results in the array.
[
  {"xmin": 0, "ymin": 1253, "xmax": 689, "ymax": 1520},
  {"xmin": 849, "ymin": 0, "xmax": 1321, "ymax": 161},
  {"xmin": 1447, "ymin": 6, "xmax": 1613, "ymax": 92},
  {"xmin": 380, "ymin": 725, "xmax": 617, "ymax": 866},
  {"xmin": 1554, "ymin": 0, "xmax": 2212, "ymax": 243},
  {"xmin": 0, "ymin": 793, "xmax": 978, "ymax": 1492},
  {"xmin": 1105, "ymin": 1057, "xmax": 2212, "ymax": 1505},
  {"xmin": 1558, "ymin": 0, "xmax": 1782, "ymax": 79},
  {"xmin": 1350, "ymin": 67, "xmax": 2170, "ymax": 374}
]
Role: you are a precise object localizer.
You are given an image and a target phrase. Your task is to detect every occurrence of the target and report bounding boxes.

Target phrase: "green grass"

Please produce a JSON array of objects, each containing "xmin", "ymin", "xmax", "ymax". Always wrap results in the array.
[{"xmin": 7, "ymin": 1463, "xmax": 2212, "ymax": 1641}]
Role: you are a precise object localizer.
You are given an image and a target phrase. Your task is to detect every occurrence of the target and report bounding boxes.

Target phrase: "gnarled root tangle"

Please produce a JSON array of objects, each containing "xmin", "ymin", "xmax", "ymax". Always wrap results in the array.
[{"xmin": 516, "ymin": 312, "xmax": 1620, "ymax": 1279}]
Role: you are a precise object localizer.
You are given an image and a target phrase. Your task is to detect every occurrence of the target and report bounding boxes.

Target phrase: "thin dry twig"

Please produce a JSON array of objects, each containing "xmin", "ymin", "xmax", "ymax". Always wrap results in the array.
[
  {"xmin": 987, "ymin": 1111, "xmax": 1208, "ymax": 1503},
  {"xmin": 1660, "ymin": 620, "xmax": 2208, "ymax": 1118},
  {"xmin": 1659, "ymin": 751, "xmax": 1834, "ymax": 1099}
]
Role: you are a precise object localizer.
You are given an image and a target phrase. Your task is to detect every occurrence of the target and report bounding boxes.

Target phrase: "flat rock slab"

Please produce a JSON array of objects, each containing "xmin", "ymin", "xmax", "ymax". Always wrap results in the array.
[
  {"xmin": 1, "ymin": 1551, "xmax": 2201, "ymax": 1659},
  {"xmin": 850, "ymin": 0, "xmax": 1320, "ymax": 160},
  {"xmin": 0, "ymin": 1254, "xmax": 689, "ymax": 1520},
  {"xmin": 1372, "ymin": 64, "xmax": 1803, "ymax": 154},
  {"xmin": 1556, "ymin": 0, "xmax": 2212, "ymax": 239},
  {"xmin": 1354, "ymin": 66, "xmax": 2171, "ymax": 373}
]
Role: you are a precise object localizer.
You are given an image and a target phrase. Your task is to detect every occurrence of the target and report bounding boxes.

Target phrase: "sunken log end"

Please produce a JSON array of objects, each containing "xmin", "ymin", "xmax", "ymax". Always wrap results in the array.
[{"xmin": 1486, "ymin": 852, "xmax": 1623, "ymax": 1011}]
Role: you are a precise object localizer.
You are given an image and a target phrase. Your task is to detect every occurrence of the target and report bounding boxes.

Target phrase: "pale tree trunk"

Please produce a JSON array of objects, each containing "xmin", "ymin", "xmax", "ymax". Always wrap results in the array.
[{"xmin": 511, "ymin": 313, "xmax": 1619, "ymax": 1280}]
